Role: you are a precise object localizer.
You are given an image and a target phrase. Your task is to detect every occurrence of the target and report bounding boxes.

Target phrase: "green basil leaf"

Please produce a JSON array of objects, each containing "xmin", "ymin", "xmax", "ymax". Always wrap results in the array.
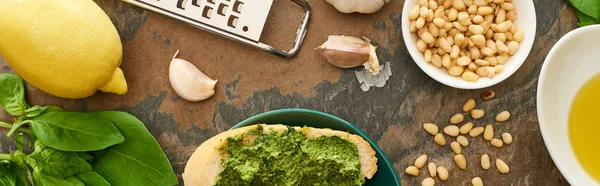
[
  {"xmin": 0, "ymin": 74, "xmax": 27, "ymax": 116},
  {"xmin": 0, "ymin": 163, "xmax": 18, "ymax": 186},
  {"xmin": 77, "ymin": 152, "xmax": 95, "ymax": 164},
  {"xmin": 75, "ymin": 172, "xmax": 110, "ymax": 186},
  {"xmin": 30, "ymin": 111, "xmax": 125, "ymax": 151},
  {"xmin": 92, "ymin": 111, "xmax": 178, "ymax": 186},
  {"xmin": 24, "ymin": 106, "xmax": 48, "ymax": 118},
  {"xmin": 33, "ymin": 170, "xmax": 84, "ymax": 186},
  {"xmin": 15, "ymin": 133, "xmax": 24, "ymax": 151},
  {"xmin": 570, "ymin": 0, "xmax": 600, "ymax": 19},
  {"xmin": 577, "ymin": 10, "xmax": 600, "ymax": 27},
  {"xmin": 28, "ymin": 141, "xmax": 92, "ymax": 178}
]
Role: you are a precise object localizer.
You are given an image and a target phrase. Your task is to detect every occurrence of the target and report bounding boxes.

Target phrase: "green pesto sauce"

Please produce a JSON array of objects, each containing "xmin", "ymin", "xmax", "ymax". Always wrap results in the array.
[{"xmin": 214, "ymin": 126, "xmax": 365, "ymax": 186}]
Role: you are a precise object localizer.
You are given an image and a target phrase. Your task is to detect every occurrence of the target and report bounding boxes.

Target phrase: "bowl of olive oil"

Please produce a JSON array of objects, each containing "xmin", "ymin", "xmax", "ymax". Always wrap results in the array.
[{"xmin": 538, "ymin": 25, "xmax": 600, "ymax": 185}]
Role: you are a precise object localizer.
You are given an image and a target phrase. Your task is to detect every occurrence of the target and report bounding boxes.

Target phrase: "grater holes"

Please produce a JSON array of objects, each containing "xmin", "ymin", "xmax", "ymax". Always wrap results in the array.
[
  {"xmin": 227, "ymin": 15, "xmax": 238, "ymax": 28},
  {"xmin": 233, "ymin": 1, "xmax": 243, "ymax": 13},
  {"xmin": 242, "ymin": 26, "xmax": 248, "ymax": 32},
  {"xmin": 202, "ymin": 6, "xmax": 213, "ymax": 19},
  {"xmin": 217, "ymin": 3, "xmax": 228, "ymax": 16},
  {"xmin": 177, "ymin": 0, "xmax": 188, "ymax": 9}
]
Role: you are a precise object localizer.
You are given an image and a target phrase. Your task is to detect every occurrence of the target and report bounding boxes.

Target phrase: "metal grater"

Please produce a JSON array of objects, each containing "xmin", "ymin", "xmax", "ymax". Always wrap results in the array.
[{"xmin": 121, "ymin": 0, "xmax": 311, "ymax": 58}]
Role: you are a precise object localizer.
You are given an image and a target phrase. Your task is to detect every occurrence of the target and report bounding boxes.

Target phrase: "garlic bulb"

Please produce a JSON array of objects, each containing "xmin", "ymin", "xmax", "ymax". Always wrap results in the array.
[
  {"xmin": 325, "ymin": 0, "xmax": 391, "ymax": 14},
  {"xmin": 318, "ymin": 35, "xmax": 381, "ymax": 74},
  {"xmin": 169, "ymin": 51, "xmax": 217, "ymax": 102}
]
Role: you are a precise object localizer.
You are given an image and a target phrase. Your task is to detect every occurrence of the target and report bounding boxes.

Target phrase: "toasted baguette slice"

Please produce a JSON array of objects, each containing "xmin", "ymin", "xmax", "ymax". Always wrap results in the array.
[{"xmin": 182, "ymin": 124, "xmax": 378, "ymax": 186}]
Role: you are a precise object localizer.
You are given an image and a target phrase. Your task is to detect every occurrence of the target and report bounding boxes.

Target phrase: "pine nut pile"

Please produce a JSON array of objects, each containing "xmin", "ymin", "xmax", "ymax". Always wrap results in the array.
[
  {"xmin": 405, "ymin": 90, "xmax": 515, "ymax": 186},
  {"xmin": 408, "ymin": 0, "xmax": 524, "ymax": 82}
]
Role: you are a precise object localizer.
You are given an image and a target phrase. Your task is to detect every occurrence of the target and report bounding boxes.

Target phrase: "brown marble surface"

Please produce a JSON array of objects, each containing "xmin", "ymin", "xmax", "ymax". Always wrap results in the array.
[{"xmin": 0, "ymin": 0, "xmax": 578, "ymax": 185}]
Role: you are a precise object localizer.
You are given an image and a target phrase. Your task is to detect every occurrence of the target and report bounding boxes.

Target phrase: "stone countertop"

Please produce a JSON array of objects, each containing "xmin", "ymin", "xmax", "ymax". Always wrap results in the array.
[{"xmin": 0, "ymin": 0, "xmax": 576, "ymax": 185}]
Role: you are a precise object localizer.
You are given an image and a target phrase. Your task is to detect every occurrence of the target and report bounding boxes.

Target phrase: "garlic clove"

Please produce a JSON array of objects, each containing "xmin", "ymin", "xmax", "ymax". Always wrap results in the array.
[
  {"xmin": 325, "ymin": 0, "xmax": 390, "ymax": 14},
  {"xmin": 319, "ymin": 35, "xmax": 371, "ymax": 68},
  {"xmin": 363, "ymin": 42, "xmax": 381, "ymax": 75},
  {"xmin": 169, "ymin": 51, "xmax": 217, "ymax": 102}
]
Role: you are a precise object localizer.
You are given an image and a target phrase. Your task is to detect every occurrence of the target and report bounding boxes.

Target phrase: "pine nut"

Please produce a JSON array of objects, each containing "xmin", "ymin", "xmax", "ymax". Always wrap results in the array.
[
  {"xmin": 457, "ymin": 56, "xmax": 471, "ymax": 66},
  {"xmin": 502, "ymin": 133, "xmax": 513, "ymax": 144},
  {"xmin": 453, "ymin": 21, "xmax": 468, "ymax": 31},
  {"xmin": 469, "ymin": 127, "xmax": 485, "ymax": 137},
  {"xmin": 432, "ymin": 54, "xmax": 443, "ymax": 67},
  {"xmin": 442, "ymin": 54, "xmax": 452, "ymax": 68},
  {"xmin": 472, "ymin": 177, "xmax": 484, "ymax": 186},
  {"xmin": 507, "ymin": 41, "xmax": 519, "ymax": 55},
  {"xmin": 455, "ymin": 33, "xmax": 466, "ymax": 46},
  {"xmin": 444, "ymin": 125, "xmax": 460, "ymax": 136},
  {"xmin": 423, "ymin": 123, "xmax": 439, "ymax": 135},
  {"xmin": 416, "ymin": 17, "xmax": 426, "ymax": 29},
  {"xmin": 474, "ymin": 0, "xmax": 488, "ymax": 6},
  {"xmin": 470, "ymin": 109, "xmax": 485, "ymax": 119},
  {"xmin": 462, "ymin": 71, "xmax": 480, "ymax": 82},
  {"xmin": 496, "ymin": 40, "xmax": 509, "ymax": 54},
  {"xmin": 483, "ymin": 14, "xmax": 494, "ymax": 22},
  {"xmin": 439, "ymin": 37, "xmax": 453, "ymax": 52},
  {"xmin": 434, "ymin": 18, "xmax": 447, "ymax": 27},
  {"xmin": 481, "ymin": 90, "xmax": 495, "ymax": 99},
  {"xmin": 463, "ymin": 98, "xmax": 476, "ymax": 112},
  {"xmin": 422, "ymin": 177, "xmax": 435, "ymax": 186},
  {"xmin": 506, "ymin": 10, "xmax": 517, "ymax": 22},
  {"xmin": 495, "ymin": 9, "xmax": 506, "ymax": 24},
  {"xmin": 473, "ymin": 15, "xmax": 484, "ymax": 24},
  {"xmin": 468, "ymin": 5, "xmax": 478, "ymax": 14},
  {"xmin": 514, "ymin": 29, "xmax": 524, "ymax": 42},
  {"xmin": 420, "ymin": 6, "xmax": 429, "ymax": 18},
  {"xmin": 501, "ymin": 3, "xmax": 514, "ymax": 10},
  {"xmin": 450, "ymin": 113, "xmax": 465, "ymax": 124},
  {"xmin": 448, "ymin": 8, "xmax": 459, "ymax": 21},
  {"xmin": 419, "ymin": 0, "xmax": 428, "ymax": 7},
  {"xmin": 477, "ymin": 6, "xmax": 493, "ymax": 15},
  {"xmin": 460, "ymin": 122, "xmax": 474, "ymax": 134},
  {"xmin": 406, "ymin": 166, "xmax": 420, "ymax": 176},
  {"xmin": 497, "ymin": 54, "xmax": 509, "ymax": 64},
  {"xmin": 474, "ymin": 59, "xmax": 490, "ymax": 66},
  {"xmin": 496, "ymin": 158, "xmax": 510, "ymax": 174},
  {"xmin": 415, "ymin": 154, "xmax": 428, "ymax": 168},
  {"xmin": 429, "ymin": 24, "xmax": 440, "ymax": 37},
  {"xmin": 454, "ymin": 154, "xmax": 467, "ymax": 170},
  {"xmin": 410, "ymin": 21, "xmax": 418, "ymax": 32},
  {"xmin": 470, "ymin": 47, "xmax": 481, "ymax": 59},
  {"xmin": 470, "ymin": 34, "xmax": 486, "ymax": 47},
  {"xmin": 484, "ymin": 124, "xmax": 494, "ymax": 141},
  {"xmin": 451, "ymin": 141, "xmax": 462, "ymax": 154},
  {"xmin": 443, "ymin": 0, "xmax": 453, "ymax": 9},
  {"xmin": 490, "ymin": 138, "xmax": 503, "ymax": 147},
  {"xmin": 435, "ymin": 133, "xmax": 447, "ymax": 146},
  {"xmin": 468, "ymin": 62, "xmax": 478, "ymax": 71},
  {"xmin": 437, "ymin": 166, "xmax": 449, "ymax": 180},
  {"xmin": 448, "ymin": 66, "xmax": 465, "ymax": 76},
  {"xmin": 409, "ymin": 5, "xmax": 421, "ymax": 20},
  {"xmin": 421, "ymin": 32, "xmax": 435, "ymax": 44},
  {"xmin": 435, "ymin": 8, "xmax": 444, "ymax": 19},
  {"xmin": 424, "ymin": 49, "xmax": 433, "ymax": 63},
  {"xmin": 450, "ymin": 45, "xmax": 460, "ymax": 58},
  {"xmin": 480, "ymin": 47, "xmax": 495, "ymax": 57},
  {"xmin": 457, "ymin": 135, "xmax": 469, "ymax": 146},
  {"xmin": 428, "ymin": 162, "xmax": 437, "ymax": 177},
  {"xmin": 468, "ymin": 24, "xmax": 484, "ymax": 34},
  {"xmin": 426, "ymin": 9, "xmax": 435, "ymax": 22},
  {"xmin": 493, "ymin": 32, "xmax": 507, "ymax": 42},
  {"xmin": 481, "ymin": 154, "xmax": 490, "ymax": 170},
  {"xmin": 495, "ymin": 20, "xmax": 512, "ymax": 32},
  {"xmin": 452, "ymin": 0, "xmax": 466, "ymax": 10},
  {"xmin": 495, "ymin": 110, "xmax": 510, "ymax": 122},
  {"xmin": 429, "ymin": 0, "xmax": 439, "ymax": 10}
]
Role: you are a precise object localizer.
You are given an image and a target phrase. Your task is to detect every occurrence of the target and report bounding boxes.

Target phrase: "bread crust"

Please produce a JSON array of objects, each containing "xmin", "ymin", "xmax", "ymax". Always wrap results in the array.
[{"xmin": 182, "ymin": 124, "xmax": 378, "ymax": 186}]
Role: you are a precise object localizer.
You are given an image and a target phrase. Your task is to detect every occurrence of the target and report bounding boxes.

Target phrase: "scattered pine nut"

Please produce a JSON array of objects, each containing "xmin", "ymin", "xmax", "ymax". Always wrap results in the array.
[
  {"xmin": 450, "ymin": 113, "xmax": 465, "ymax": 124},
  {"xmin": 428, "ymin": 162, "xmax": 437, "ymax": 177},
  {"xmin": 422, "ymin": 177, "xmax": 435, "ymax": 186},
  {"xmin": 496, "ymin": 111, "xmax": 511, "ymax": 122},
  {"xmin": 415, "ymin": 154, "xmax": 428, "ymax": 168},
  {"xmin": 437, "ymin": 166, "xmax": 449, "ymax": 180},
  {"xmin": 405, "ymin": 166, "xmax": 420, "ymax": 176},
  {"xmin": 495, "ymin": 158, "xmax": 510, "ymax": 174},
  {"xmin": 470, "ymin": 109, "xmax": 485, "ymax": 119},
  {"xmin": 472, "ymin": 177, "xmax": 484, "ymax": 186},
  {"xmin": 490, "ymin": 138, "xmax": 504, "ymax": 147},
  {"xmin": 454, "ymin": 154, "xmax": 467, "ymax": 170},
  {"xmin": 484, "ymin": 124, "xmax": 494, "ymax": 141},
  {"xmin": 444, "ymin": 125, "xmax": 460, "ymax": 136},
  {"xmin": 502, "ymin": 133, "xmax": 513, "ymax": 144},
  {"xmin": 457, "ymin": 135, "xmax": 469, "ymax": 146},
  {"xmin": 423, "ymin": 123, "xmax": 439, "ymax": 135},
  {"xmin": 469, "ymin": 127, "xmax": 485, "ymax": 137},
  {"xmin": 481, "ymin": 90, "xmax": 496, "ymax": 100},
  {"xmin": 463, "ymin": 98, "xmax": 476, "ymax": 112},
  {"xmin": 435, "ymin": 133, "xmax": 447, "ymax": 146},
  {"xmin": 451, "ymin": 142, "xmax": 462, "ymax": 154},
  {"xmin": 481, "ymin": 154, "xmax": 490, "ymax": 170},
  {"xmin": 460, "ymin": 122, "xmax": 474, "ymax": 134}
]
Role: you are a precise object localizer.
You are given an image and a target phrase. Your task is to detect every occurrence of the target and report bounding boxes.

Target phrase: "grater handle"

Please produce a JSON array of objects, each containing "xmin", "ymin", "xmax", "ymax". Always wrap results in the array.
[{"xmin": 120, "ymin": 0, "xmax": 311, "ymax": 58}]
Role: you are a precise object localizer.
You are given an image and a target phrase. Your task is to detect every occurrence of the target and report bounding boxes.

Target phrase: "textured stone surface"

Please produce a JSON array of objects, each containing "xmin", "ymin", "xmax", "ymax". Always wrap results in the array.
[{"xmin": 0, "ymin": 0, "xmax": 577, "ymax": 185}]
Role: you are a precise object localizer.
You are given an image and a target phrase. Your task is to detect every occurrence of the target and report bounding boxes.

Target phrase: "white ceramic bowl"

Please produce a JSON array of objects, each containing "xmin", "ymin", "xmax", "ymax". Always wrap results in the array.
[
  {"xmin": 401, "ymin": 0, "xmax": 536, "ymax": 89},
  {"xmin": 537, "ymin": 25, "xmax": 600, "ymax": 186}
]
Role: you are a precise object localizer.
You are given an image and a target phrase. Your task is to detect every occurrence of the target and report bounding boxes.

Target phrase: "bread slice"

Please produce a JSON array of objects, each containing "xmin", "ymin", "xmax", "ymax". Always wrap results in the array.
[{"xmin": 182, "ymin": 124, "xmax": 378, "ymax": 186}]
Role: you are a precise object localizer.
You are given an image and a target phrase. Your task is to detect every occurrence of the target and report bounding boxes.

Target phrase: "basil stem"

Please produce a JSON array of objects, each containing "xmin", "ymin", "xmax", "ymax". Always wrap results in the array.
[
  {"xmin": 6, "ymin": 120, "xmax": 31, "ymax": 137},
  {"xmin": 0, "ymin": 154, "xmax": 11, "ymax": 161},
  {"xmin": 0, "ymin": 121, "xmax": 32, "ymax": 136}
]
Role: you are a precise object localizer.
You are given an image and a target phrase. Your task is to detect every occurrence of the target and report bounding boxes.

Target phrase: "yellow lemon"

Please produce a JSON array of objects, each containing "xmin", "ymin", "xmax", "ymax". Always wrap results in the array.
[{"xmin": 0, "ymin": 0, "xmax": 127, "ymax": 99}]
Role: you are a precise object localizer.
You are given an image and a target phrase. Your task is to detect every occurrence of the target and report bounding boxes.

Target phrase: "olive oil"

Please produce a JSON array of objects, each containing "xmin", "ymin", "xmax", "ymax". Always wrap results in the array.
[{"xmin": 570, "ymin": 73, "xmax": 600, "ymax": 182}]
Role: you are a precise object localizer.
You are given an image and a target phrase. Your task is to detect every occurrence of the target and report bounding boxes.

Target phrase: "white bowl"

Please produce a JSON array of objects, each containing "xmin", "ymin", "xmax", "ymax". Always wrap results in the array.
[
  {"xmin": 401, "ymin": 0, "xmax": 536, "ymax": 89},
  {"xmin": 537, "ymin": 25, "xmax": 600, "ymax": 186}
]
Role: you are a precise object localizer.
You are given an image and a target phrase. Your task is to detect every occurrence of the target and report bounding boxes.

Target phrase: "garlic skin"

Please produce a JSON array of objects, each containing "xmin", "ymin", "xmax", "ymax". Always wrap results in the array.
[
  {"xmin": 325, "ymin": 0, "xmax": 391, "ymax": 14},
  {"xmin": 319, "ymin": 35, "xmax": 381, "ymax": 74},
  {"xmin": 169, "ymin": 51, "xmax": 217, "ymax": 102}
]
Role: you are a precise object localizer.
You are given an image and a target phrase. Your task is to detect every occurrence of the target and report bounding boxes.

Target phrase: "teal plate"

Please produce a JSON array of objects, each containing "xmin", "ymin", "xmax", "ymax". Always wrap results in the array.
[{"xmin": 231, "ymin": 108, "xmax": 401, "ymax": 186}]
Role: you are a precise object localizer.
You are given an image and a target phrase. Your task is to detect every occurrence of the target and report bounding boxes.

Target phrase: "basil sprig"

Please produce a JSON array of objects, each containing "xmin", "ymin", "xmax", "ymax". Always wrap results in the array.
[
  {"xmin": 0, "ymin": 73, "xmax": 178, "ymax": 186},
  {"xmin": 569, "ymin": 0, "xmax": 600, "ymax": 26}
]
